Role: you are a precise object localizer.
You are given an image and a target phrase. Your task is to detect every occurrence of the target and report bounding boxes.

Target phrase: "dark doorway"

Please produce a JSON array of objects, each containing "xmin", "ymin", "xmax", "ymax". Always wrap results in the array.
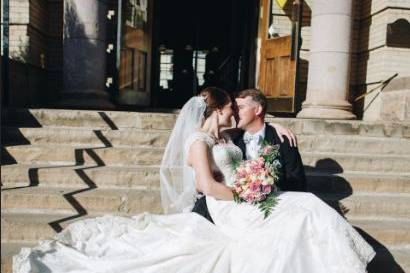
[{"xmin": 152, "ymin": 0, "xmax": 259, "ymax": 108}]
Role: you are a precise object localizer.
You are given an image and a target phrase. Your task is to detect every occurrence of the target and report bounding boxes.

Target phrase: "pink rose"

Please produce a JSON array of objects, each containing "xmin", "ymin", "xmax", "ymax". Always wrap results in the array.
[
  {"xmin": 246, "ymin": 194, "xmax": 255, "ymax": 203},
  {"xmin": 262, "ymin": 185, "xmax": 272, "ymax": 194},
  {"xmin": 238, "ymin": 171, "xmax": 247, "ymax": 178},
  {"xmin": 249, "ymin": 182, "xmax": 259, "ymax": 192},
  {"xmin": 263, "ymin": 146, "xmax": 273, "ymax": 155}
]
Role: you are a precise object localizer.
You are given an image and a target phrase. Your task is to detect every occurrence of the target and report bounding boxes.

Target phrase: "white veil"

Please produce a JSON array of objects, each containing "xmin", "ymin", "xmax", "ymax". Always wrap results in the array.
[{"xmin": 160, "ymin": 96, "xmax": 207, "ymax": 214}]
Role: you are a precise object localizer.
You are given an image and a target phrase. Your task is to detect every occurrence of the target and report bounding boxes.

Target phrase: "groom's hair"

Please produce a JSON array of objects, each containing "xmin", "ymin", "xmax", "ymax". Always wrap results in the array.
[{"xmin": 237, "ymin": 89, "xmax": 267, "ymax": 116}]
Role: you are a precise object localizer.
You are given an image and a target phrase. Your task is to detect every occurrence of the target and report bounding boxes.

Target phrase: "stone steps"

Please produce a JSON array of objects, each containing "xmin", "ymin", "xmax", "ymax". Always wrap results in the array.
[
  {"xmin": 3, "ymin": 108, "xmax": 178, "ymax": 130},
  {"xmin": 4, "ymin": 144, "xmax": 410, "ymax": 172},
  {"xmin": 1, "ymin": 164, "xmax": 161, "ymax": 190},
  {"xmin": 351, "ymin": 218, "xmax": 410, "ymax": 248},
  {"xmin": 2, "ymin": 164, "xmax": 410, "ymax": 194},
  {"xmin": 302, "ymin": 152, "xmax": 410, "ymax": 173},
  {"xmin": 4, "ymin": 108, "xmax": 410, "ymax": 139},
  {"xmin": 320, "ymin": 193, "xmax": 410, "ymax": 220},
  {"xmin": 297, "ymin": 134, "xmax": 410, "ymax": 155},
  {"xmin": 3, "ymin": 127, "xmax": 170, "ymax": 148},
  {"xmin": 306, "ymin": 170, "xmax": 410, "ymax": 194},
  {"xmin": 2, "ymin": 211, "xmax": 409, "ymax": 248},
  {"xmin": 268, "ymin": 117, "xmax": 410, "ymax": 139},
  {"xmin": 1, "ymin": 187, "xmax": 163, "ymax": 215},
  {"xmin": 2, "ymin": 108, "xmax": 410, "ymax": 272},
  {"xmin": 2, "ymin": 145, "xmax": 164, "ymax": 167},
  {"xmin": 1, "ymin": 212, "xmax": 116, "ymax": 243},
  {"xmin": 4, "ymin": 126, "xmax": 410, "ymax": 155},
  {"xmin": 2, "ymin": 186, "xmax": 410, "ymax": 220}
]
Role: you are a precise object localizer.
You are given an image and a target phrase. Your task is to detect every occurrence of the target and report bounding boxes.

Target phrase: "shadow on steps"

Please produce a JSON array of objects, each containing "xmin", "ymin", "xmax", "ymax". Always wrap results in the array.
[{"xmin": 306, "ymin": 158, "xmax": 406, "ymax": 273}]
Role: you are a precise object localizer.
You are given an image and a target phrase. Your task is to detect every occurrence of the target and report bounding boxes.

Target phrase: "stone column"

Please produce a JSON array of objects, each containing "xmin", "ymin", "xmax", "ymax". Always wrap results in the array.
[
  {"xmin": 297, "ymin": 0, "xmax": 355, "ymax": 119},
  {"xmin": 60, "ymin": 0, "xmax": 114, "ymax": 109}
]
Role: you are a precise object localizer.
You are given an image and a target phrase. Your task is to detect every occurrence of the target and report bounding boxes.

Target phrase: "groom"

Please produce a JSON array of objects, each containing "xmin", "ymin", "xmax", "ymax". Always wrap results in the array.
[{"xmin": 192, "ymin": 89, "xmax": 306, "ymax": 223}]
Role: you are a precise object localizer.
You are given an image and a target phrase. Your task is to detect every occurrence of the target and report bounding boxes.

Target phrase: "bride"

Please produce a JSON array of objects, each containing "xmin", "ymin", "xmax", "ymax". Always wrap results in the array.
[{"xmin": 14, "ymin": 87, "xmax": 375, "ymax": 273}]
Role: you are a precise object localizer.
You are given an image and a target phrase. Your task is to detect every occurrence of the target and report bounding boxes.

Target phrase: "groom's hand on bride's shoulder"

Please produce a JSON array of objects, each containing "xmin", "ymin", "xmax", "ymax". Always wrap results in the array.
[{"xmin": 270, "ymin": 123, "xmax": 297, "ymax": 147}]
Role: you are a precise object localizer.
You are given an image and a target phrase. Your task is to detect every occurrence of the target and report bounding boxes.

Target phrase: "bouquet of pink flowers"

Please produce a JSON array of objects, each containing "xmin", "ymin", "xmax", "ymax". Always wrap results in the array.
[{"xmin": 232, "ymin": 141, "xmax": 281, "ymax": 219}]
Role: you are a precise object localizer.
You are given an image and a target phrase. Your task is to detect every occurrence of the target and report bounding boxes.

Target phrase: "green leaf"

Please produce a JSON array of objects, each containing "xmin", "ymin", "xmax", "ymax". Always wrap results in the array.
[
  {"xmin": 232, "ymin": 159, "xmax": 241, "ymax": 170},
  {"xmin": 258, "ymin": 194, "xmax": 279, "ymax": 219},
  {"xmin": 233, "ymin": 191, "xmax": 243, "ymax": 203}
]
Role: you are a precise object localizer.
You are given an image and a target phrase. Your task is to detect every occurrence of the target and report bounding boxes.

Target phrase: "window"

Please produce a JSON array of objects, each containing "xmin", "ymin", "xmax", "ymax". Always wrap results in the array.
[
  {"xmin": 159, "ymin": 50, "xmax": 174, "ymax": 90},
  {"xmin": 193, "ymin": 50, "xmax": 207, "ymax": 87},
  {"xmin": 124, "ymin": 0, "xmax": 148, "ymax": 30}
]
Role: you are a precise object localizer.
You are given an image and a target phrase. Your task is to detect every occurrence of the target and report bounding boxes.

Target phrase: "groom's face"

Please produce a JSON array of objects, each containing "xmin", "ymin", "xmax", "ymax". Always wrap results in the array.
[{"xmin": 235, "ymin": 96, "xmax": 261, "ymax": 129}]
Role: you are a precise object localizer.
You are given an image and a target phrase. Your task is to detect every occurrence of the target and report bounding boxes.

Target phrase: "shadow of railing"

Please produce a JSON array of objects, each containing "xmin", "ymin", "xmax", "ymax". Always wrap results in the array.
[
  {"xmin": 98, "ymin": 112, "xmax": 119, "ymax": 130},
  {"xmin": 1, "ymin": 146, "xmax": 18, "ymax": 166},
  {"xmin": 2, "ymin": 128, "xmax": 116, "ymax": 232},
  {"xmin": 2, "ymin": 108, "xmax": 43, "ymax": 128},
  {"xmin": 1, "ymin": 167, "xmax": 40, "ymax": 191},
  {"xmin": 1, "ymin": 107, "xmax": 123, "ymax": 233},
  {"xmin": 1, "ymin": 108, "xmax": 41, "ymax": 168},
  {"xmin": 48, "ymin": 129, "xmax": 113, "ymax": 232}
]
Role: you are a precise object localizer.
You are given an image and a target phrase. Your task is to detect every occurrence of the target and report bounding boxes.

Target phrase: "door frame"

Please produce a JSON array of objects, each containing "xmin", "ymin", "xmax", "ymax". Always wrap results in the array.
[
  {"xmin": 255, "ymin": 0, "xmax": 303, "ymax": 114},
  {"xmin": 113, "ymin": 0, "xmax": 154, "ymax": 108},
  {"xmin": 149, "ymin": 0, "xmax": 262, "ymax": 108}
]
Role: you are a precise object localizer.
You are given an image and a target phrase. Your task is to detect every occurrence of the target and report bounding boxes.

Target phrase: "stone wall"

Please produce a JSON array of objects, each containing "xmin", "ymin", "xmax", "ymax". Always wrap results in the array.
[
  {"xmin": 269, "ymin": 0, "xmax": 410, "ymax": 121},
  {"xmin": 355, "ymin": 0, "xmax": 410, "ymax": 121},
  {"xmin": 4, "ymin": 0, "xmax": 63, "ymax": 107}
]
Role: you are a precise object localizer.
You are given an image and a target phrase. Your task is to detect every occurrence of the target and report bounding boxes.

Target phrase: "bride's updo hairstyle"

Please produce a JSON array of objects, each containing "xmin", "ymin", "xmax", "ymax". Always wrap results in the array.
[{"xmin": 200, "ymin": 87, "xmax": 231, "ymax": 119}]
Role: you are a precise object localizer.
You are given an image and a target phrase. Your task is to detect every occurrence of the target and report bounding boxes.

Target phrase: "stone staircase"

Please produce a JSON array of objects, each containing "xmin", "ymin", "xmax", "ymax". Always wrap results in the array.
[{"xmin": 1, "ymin": 108, "xmax": 410, "ymax": 273}]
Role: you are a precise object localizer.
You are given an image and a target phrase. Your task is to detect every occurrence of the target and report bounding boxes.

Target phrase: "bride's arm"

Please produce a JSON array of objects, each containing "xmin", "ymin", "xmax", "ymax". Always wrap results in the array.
[{"xmin": 187, "ymin": 141, "xmax": 234, "ymax": 201}]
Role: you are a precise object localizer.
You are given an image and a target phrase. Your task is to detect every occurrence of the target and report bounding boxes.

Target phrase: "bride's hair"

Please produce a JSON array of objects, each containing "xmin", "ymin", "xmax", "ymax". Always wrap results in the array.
[{"xmin": 200, "ymin": 87, "xmax": 231, "ymax": 119}]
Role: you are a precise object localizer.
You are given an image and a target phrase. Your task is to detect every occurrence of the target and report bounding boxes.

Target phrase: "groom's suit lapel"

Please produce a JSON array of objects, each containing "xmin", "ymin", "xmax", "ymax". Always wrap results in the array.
[
  {"xmin": 263, "ymin": 122, "xmax": 277, "ymax": 145},
  {"xmin": 236, "ymin": 131, "xmax": 247, "ymax": 160}
]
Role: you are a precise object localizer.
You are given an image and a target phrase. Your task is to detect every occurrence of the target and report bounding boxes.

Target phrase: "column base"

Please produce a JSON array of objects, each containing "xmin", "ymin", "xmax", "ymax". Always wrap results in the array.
[{"xmin": 297, "ymin": 100, "xmax": 356, "ymax": 119}]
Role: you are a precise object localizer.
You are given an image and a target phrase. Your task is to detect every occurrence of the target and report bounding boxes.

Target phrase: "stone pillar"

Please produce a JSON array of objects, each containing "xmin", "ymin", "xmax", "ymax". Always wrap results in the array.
[
  {"xmin": 60, "ymin": 0, "xmax": 114, "ymax": 109},
  {"xmin": 297, "ymin": 0, "xmax": 355, "ymax": 119}
]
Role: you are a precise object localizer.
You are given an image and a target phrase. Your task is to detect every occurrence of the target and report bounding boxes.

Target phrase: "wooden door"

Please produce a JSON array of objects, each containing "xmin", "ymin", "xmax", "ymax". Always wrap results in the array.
[{"xmin": 257, "ymin": 0, "xmax": 299, "ymax": 113}]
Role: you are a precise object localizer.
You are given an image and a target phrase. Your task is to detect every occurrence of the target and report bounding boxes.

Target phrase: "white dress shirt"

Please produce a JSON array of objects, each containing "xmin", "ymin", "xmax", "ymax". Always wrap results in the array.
[{"xmin": 244, "ymin": 124, "xmax": 266, "ymax": 160}]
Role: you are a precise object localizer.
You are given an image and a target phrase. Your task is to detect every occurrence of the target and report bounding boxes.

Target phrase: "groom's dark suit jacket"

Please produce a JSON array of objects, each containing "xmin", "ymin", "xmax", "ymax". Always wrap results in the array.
[{"xmin": 192, "ymin": 123, "xmax": 307, "ymax": 223}]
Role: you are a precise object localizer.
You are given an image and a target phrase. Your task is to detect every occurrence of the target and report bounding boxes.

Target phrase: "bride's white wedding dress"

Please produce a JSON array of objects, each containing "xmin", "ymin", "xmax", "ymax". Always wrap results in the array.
[{"xmin": 13, "ymin": 131, "xmax": 375, "ymax": 273}]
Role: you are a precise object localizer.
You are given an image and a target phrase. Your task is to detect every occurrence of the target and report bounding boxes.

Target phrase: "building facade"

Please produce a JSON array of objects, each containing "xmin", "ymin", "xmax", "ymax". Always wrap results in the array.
[{"xmin": 1, "ymin": 0, "xmax": 409, "ymax": 121}]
